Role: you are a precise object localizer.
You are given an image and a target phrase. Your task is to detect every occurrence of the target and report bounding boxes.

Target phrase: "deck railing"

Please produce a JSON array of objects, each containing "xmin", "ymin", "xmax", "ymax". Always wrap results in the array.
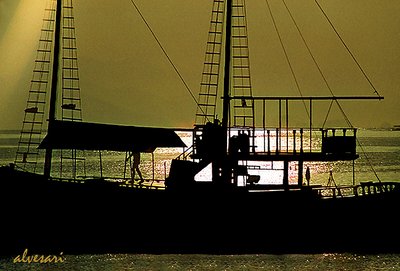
[
  {"xmin": 229, "ymin": 127, "xmax": 357, "ymax": 156},
  {"xmin": 313, "ymin": 182, "xmax": 400, "ymax": 199},
  {"xmin": 229, "ymin": 95, "xmax": 381, "ymax": 155}
]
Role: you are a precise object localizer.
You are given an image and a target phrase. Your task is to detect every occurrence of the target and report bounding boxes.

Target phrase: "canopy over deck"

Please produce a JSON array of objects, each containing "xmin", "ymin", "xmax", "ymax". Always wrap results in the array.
[{"xmin": 39, "ymin": 120, "xmax": 186, "ymax": 152}]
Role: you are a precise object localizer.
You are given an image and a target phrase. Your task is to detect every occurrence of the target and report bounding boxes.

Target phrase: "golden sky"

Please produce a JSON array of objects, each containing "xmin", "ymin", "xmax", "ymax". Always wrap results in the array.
[{"xmin": 0, "ymin": 0, "xmax": 399, "ymax": 129}]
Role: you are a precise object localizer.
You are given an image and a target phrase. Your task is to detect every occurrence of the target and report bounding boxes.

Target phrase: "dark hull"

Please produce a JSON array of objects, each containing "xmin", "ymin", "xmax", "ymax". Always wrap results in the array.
[{"xmin": 1, "ymin": 166, "xmax": 399, "ymax": 256}]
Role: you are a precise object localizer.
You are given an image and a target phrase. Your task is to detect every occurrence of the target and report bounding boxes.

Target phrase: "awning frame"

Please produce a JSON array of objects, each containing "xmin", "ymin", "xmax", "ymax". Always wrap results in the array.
[{"xmin": 39, "ymin": 120, "xmax": 187, "ymax": 153}]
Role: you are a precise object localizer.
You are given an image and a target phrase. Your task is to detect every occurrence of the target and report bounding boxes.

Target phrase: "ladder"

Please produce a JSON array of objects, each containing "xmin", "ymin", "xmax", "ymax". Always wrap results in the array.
[
  {"xmin": 14, "ymin": 0, "xmax": 57, "ymax": 173},
  {"xmin": 195, "ymin": 0, "xmax": 254, "ymax": 129},
  {"xmin": 231, "ymin": 0, "xmax": 254, "ymax": 130},
  {"xmin": 195, "ymin": 0, "xmax": 225, "ymax": 125},
  {"xmin": 59, "ymin": 0, "xmax": 85, "ymax": 180},
  {"xmin": 15, "ymin": 0, "xmax": 86, "ymax": 179},
  {"xmin": 61, "ymin": 1, "xmax": 82, "ymax": 122}
]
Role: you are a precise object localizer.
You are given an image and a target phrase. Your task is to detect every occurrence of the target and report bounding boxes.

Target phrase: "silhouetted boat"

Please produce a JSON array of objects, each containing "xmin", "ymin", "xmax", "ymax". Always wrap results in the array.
[
  {"xmin": 1, "ymin": 0, "xmax": 399, "ymax": 256},
  {"xmin": 392, "ymin": 125, "xmax": 400, "ymax": 131}
]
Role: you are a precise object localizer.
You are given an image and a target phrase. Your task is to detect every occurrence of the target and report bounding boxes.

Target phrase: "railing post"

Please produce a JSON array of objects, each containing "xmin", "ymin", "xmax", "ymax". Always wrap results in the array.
[
  {"xmin": 300, "ymin": 128, "xmax": 303, "ymax": 153},
  {"xmin": 353, "ymin": 186, "xmax": 358, "ymax": 197},
  {"xmin": 309, "ymin": 99, "xmax": 312, "ymax": 151},
  {"xmin": 286, "ymin": 99, "xmax": 289, "ymax": 153},
  {"xmin": 283, "ymin": 160, "xmax": 289, "ymax": 191},
  {"xmin": 263, "ymin": 99, "xmax": 266, "ymax": 153},
  {"xmin": 293, "ymin": 130, "xmax": 296, "ymax": 153}
]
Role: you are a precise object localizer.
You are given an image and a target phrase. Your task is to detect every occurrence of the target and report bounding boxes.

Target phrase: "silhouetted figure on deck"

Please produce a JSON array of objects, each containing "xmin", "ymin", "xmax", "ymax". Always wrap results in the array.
[
  {"xmin": 131, "ymin": 152, "xmax": 144, "ymax": 185},
  {"xmin": 326, "ymin": 170, "xmax": 337, "ymax": 187},
  {"xmin": 326, "ymin": 170, "xmax": 341, "ymax": 197},
  {"xmin": 238, "ymin": 131, "xmax": 250, "ymax": 154},
  {"xmin": 305, "ymin": 166, "xmax": 311, "ymax": 186}
]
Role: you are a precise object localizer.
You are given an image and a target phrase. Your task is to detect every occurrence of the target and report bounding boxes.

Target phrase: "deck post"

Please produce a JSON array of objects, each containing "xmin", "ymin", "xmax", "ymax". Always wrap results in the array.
[
  {"xmin": 263, "ymin": 99, "xmax": 266, "ymax": 152},
  {"xmin": 293, "ymin": 130, "xmax": 296, "ymax": 153},
  {"xmin": 352, "ymin": 159, "xmax": 355, "ymax": 186},
  {"xmin": 286, "ymin": 99, "xmax": 289, "ymax": 152},
  {"xmin": 298, "ymin": 160, "xmax": 303, "ymax": 186},
  {"xmin": 279, "ymin": 100, "xmax": 282, "ymax": 151},
  {"xmin": 152, "ymin": 152, "xmax": 155, "ymax": 182},
  {"xmin": 309, "ymin": 99, "xmax": 312, "ymax": 151},
  {"xmin": 276, "ymin": 128, "xmax": 279, "ymax": 153},
  {"xmin": 124, "ymin": 152, "xmax": 128, "ymax": 179},
  {"xmin": 300, "ymin": 128, "xmax": 303, "ymax": 153},
  {"xmin": 283, "ymin": 160, "xmax": 289, "ymax": 191},
  {"xmin": 99, "ymin": 151, "xmax": 103, "ymax": 178}
]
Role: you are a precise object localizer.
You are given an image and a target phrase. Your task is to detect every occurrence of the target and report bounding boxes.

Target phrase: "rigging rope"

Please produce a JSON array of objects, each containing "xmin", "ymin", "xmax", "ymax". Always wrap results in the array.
[
  {"xmin": 264, "ymin": 0, "xmax": 310, "ymax": 118},
  {"xmin": 314, "ymin": 0, "xmax": 381, "ymax": 182},
  {"xmin": 268, "ymin": 0, "xmax": 381, "ymax": 182},
  {"xmin": 315, "ymin": 0, "xmax": 382, "ymax": 182},
  {"xmin": 357, "ymin": 137, "xmax": 382, "ymax": 183},
  {"xmin": 322, "ymin": 99, "xmax": 334, "ymax": 128},
  {"xmin": 282, "ymin": 0, "xmax": 336, "ymax": 121},
  {"xmin": 281, "ymin": 0, "xmax": 353, "ymax": 128},
  {"xmin": 128, "ymin": 0, "xmax": 204, "ymax": 116},
  {"xmin": 315, "ymin": 0, "xmax": 382, "ymax": 98}
]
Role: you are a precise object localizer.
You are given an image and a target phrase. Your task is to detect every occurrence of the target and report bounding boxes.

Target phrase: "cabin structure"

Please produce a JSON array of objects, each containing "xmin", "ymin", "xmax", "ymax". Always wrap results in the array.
[{"xmin": 165, "ymin": 0, "xmax": 383, "ymax": 193}]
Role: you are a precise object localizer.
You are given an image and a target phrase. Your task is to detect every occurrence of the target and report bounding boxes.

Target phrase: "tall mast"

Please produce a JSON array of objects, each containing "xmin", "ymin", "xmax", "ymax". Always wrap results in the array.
[
  {"xmin": 222, "ymin": 0, "xmax": 233, "ymax": 151},
  {"xmin": 222, "ymin": 0, "xmax": 232, "ymax": 144},
  {"xmin": 44, "ymin": 0, "xmax": 62, "ymax": 178},
  {"xmin": 213, "ymin": 0, "xmax": 232, "ymax": 184}
]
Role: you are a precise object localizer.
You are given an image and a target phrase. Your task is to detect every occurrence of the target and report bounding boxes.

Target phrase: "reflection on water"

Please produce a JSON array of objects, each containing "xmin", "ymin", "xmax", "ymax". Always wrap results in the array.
[{"xmin": 1, "ymin": 253, "xmax": 400, "ymax": 270}]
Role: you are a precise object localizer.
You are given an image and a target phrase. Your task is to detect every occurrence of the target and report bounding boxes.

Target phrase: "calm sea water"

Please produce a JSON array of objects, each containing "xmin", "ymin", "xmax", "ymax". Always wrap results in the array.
[
  {"xmin": 1, "ymin": 253, "xmax": 400, "ymax": 270},
  {"xmin": 1, "ymin": 129, "xmax": 399, "ymax": 270}
]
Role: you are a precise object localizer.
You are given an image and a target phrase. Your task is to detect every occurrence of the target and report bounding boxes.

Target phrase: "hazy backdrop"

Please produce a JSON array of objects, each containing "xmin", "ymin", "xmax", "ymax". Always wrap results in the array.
[{"xmin": 1, "ymin": 0, "xmax": 399, "ymax": 130}]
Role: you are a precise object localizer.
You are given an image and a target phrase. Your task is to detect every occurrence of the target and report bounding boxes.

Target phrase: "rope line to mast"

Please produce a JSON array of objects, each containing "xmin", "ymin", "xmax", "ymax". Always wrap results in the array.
[
  {"xmin": 315, "ymin": 0, "xmax": 382, "ymax": 98},
  {"xmin": 264, "ymin": 0, "xmax": 310, "ymax": 118},
  {"xmin": 281, "ymin": 0, "xmax": 339, "ymax": 121},
  {"xmin": 267, "ymin": 0, "xmax": 381, "ymax": 181},
  {"xmin": 357, "ymin": 138, "xmax": 382, "ymax": 183},
  {"xmin": 322, "ymin": 100, "xmax": 334, "ymax": 128},
  {"xmin": 128, "ymin": 0, "xmax": 205, "ymax": 116},
  {"xmin": 315, "ymin": 0, "xmax": 382, "ymax": 182},
  {"xmin": 280, "ymin": 0, "xmax": 352, "ymax": 128}
]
